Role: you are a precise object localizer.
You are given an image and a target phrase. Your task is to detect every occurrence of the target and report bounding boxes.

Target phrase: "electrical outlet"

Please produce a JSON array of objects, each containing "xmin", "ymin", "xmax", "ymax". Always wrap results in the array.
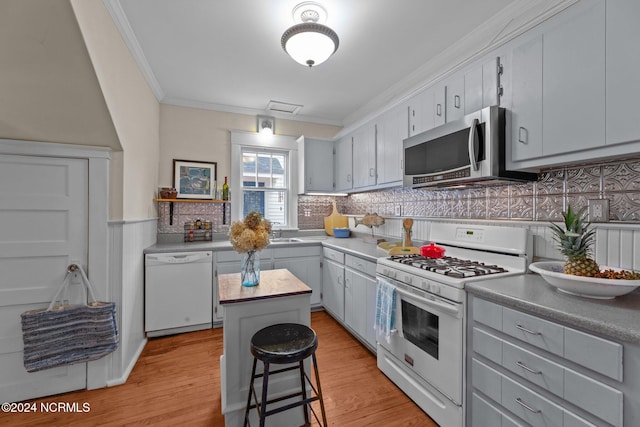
[
  {"xmin": 394, "ymin": 204, "xmax": 402, "ymax": 216},
  {"xmin": 588, "ymin": 199, "xmax": 610, "ymax": 222}
]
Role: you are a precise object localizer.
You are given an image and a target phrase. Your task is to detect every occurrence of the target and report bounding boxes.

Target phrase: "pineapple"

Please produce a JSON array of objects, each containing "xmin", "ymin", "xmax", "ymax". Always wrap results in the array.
[{"xmin": 550, "ymin": 205, "xmax": 600, "ymax": 277}]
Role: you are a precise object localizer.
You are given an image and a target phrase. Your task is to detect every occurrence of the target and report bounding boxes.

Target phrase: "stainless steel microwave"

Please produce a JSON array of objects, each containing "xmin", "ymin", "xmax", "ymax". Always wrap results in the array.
[{"xmin": 403, "ymin": 106, "xmax": 537, "ymax": 188}]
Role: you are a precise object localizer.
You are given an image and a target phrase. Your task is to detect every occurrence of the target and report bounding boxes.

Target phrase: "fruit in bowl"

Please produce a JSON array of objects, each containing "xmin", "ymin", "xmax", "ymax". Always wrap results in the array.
[
  {"xmin": 549, "ymin": 205, "xmax": 599, "ymax": 277},
  {"xmin": 532, "ymin": 205, "xmax": 640, "ymax": 298}
]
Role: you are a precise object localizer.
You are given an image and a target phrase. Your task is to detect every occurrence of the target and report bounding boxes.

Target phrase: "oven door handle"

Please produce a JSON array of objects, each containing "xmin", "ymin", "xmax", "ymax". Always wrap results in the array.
[{"xmin": 393, "ymin": 286, "xmax": 461, "ymax": 317}]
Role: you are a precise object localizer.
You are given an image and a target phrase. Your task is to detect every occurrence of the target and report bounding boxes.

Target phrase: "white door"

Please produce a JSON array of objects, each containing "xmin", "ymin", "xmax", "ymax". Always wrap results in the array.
[{"xmin": 0, "ymin": 154, "xmax": 89, "ymax": 403}]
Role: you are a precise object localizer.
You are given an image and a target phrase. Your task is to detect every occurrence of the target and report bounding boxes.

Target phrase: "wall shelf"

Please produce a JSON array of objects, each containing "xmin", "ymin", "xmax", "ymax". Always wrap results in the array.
[
  {"xmin": 154, "ymin": 198, "xmax": 229, "ymax": 203},
  {"xmin": 154, "ymin": 199, "xmax": 229, "ymax": 225}
]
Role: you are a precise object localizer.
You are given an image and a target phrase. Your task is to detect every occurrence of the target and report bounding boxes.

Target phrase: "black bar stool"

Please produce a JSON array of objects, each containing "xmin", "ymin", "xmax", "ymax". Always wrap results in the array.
[{"xmin": 243, "ymin": 323, "xmax": 328, "ymax": 427}]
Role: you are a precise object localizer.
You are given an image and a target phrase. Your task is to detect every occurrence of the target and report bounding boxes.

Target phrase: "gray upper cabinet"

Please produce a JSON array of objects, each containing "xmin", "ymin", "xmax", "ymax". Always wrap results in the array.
[
  {"xmin": 352, "ymin": 123, "xmax": 376, "ymax": 189},
  {"xmin": 434, "ymin": 81, "xmax": 447, "ymax": 127},
  {"xmin": 606, "ymin": 0, "xmax": 640, "ymax": 145},
  {"xmin": 446, "ymin": 73, "xmax": 465, "ymax": 122},
  {"xmin": 542, "ymin": 0, "xmax": 605, "ymax": 156},
  {"xmin": 408, "ymin": 87, "xmax": 435, "ymax": 137},
  {"xmin": 376, "ymin": 103, "xmax": 407, "ymax": 185},
  {"xmin": 297, "ymin": 136, "xmax": 334, "ymax": 194},
  {"xmin": 483, "ymin": 55, "xmax": 504, "ymax": 108},
  {"xmin": 508, "ymin": 0, "xmax": 609, "ymax": 168},
  {"xmin": 334, "ymin": 134, "xmax": 353, "ymax": 192},
  {"xmin": 464, "ymin": 65, "xmax": 483, "ymax": 114},
  {"xmin": 511, "ymin": 34, "xmax": 543, "ymax": 162}
]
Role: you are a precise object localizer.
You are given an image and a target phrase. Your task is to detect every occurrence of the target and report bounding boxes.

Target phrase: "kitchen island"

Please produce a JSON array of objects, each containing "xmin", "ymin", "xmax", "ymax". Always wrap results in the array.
[{"xmin": 218, "ymin": 268, "xmax": 312, "ymax": 427}]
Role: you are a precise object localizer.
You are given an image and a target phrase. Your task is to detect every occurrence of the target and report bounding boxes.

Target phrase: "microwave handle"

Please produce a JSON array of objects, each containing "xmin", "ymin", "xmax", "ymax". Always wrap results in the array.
[{"xmin": 468, "ymin": 118, "xmax": 480, "ymax": 171}]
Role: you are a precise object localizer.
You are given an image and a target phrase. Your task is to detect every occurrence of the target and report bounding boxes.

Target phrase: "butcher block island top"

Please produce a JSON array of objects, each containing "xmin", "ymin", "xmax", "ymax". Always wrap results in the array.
[{"xmin": 218, "ymin": 268, "xmax": 311, "ymax": 305}]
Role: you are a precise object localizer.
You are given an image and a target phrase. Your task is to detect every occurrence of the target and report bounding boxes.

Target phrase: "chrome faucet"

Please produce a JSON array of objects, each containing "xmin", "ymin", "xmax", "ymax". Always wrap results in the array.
[{"xmin": 270, "ymin": 222, "xmax": 282, "ymax": 239}]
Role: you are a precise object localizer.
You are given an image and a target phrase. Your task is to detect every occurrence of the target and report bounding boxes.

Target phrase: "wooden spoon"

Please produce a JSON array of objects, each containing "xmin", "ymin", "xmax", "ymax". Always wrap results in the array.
[{"xmin": 402, "ymin": 218, "xmax": 413, "ymax": 247}]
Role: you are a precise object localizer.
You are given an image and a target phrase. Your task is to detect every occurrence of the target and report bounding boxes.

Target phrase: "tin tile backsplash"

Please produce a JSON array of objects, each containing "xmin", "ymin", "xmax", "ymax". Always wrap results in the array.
[
  {"xmin": 298, "ymin": 157, "xmax": 640, "ymax": 228},
  {"xmin": 157, "ymin": 202, "xmax": 231, "ymax": 234}
]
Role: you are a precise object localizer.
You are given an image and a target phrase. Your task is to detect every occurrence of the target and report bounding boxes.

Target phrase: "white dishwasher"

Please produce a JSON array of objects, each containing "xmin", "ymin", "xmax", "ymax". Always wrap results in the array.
[{"xmin": 145, "ymin": 251, "xmax": 213, "ymax": 337}]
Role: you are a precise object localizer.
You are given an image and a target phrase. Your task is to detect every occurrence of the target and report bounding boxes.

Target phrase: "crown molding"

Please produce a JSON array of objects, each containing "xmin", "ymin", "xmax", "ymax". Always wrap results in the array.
[{"xmin": 102, "ymin": 0, "xmax": 165, "ymax": 101}]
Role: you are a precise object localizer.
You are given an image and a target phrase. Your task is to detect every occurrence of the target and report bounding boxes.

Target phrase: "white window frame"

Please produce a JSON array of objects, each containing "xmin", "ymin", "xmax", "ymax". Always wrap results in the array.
[{"xmin": 230, "ymin": 131, "xmax": 299, "ymax": 229}]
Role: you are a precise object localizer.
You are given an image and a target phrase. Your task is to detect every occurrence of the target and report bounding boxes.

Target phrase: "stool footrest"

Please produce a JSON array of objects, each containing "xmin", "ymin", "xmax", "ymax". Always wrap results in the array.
[{"xmin": 252, "ymin": 364, "xmax": 299, "ymax": 379}]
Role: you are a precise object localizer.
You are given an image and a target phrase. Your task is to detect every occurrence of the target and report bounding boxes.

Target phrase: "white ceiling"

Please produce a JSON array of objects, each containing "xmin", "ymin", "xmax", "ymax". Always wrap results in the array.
[{"xmin": 106, "ymin": 0, "xmax": 568, "ymax": 128}]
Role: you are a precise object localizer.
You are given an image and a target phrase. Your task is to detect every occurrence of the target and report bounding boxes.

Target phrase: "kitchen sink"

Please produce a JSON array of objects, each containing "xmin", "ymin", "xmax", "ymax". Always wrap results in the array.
[{"xmin": 270, "ymin": 238, "xmax": 303, "ymax": 243}]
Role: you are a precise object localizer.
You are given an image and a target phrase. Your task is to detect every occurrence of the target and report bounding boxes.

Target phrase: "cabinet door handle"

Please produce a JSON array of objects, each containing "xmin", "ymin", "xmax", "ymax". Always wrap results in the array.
[
  {"xmin": 515, "ymin": 398, "xmax": 541, "ymax": 414},
  {"xmin": 347, "ymin": 174, "xmax": 351, "ymax": 182},
  {"xmin": 515, "ymin": 324, "xmax": 541, "ymax": 336},
  {"xmin": 338, "ymin": 275, "xmax": 343, "ymax": 285},
  {"xmin": 369, "ymin": 168, "xmax": 375, "ymax": 177},
  {"xmin": 454, "ymin": 95, "xmax": 461, "ymax": 109},
  {"xmin": 436, "ymin": 104, "xmax": 442, "ymax": 116},
  {"xmin": 518, "ymin": 126, "xmax": 528, "ymax": 144},
  {"xmin": 516, "ymin": 361, "xmax": 542, "ymax": 375}
]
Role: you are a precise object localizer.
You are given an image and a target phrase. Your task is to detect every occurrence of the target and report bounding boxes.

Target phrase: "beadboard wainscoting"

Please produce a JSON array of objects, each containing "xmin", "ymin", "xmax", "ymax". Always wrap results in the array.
[{"xmin": 107, "ymin": 218, "xmax": 157, "ymax": 386}]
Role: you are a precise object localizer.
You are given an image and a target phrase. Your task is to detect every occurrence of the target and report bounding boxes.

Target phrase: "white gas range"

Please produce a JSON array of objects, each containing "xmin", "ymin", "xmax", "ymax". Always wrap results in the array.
[{"xmin": 375, "ymin": 223, "xmax": 531, "ymax": 427}]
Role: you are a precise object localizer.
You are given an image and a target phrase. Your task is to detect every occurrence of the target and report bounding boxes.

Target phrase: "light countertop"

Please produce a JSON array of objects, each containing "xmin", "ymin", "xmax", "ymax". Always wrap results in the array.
[
  {"xmin": 466, "ymin": 273, "xmax": 640, "ymax": 344},
  {"xmin": 144, "ymin": 233, "xmax": 389, "ymax": 262}
]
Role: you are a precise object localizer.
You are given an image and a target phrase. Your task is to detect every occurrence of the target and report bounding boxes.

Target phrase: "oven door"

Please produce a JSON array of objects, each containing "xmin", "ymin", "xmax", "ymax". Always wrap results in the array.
[{"xmin": 378, "ymin": 276, "xmax": 464, "ymax": 404}]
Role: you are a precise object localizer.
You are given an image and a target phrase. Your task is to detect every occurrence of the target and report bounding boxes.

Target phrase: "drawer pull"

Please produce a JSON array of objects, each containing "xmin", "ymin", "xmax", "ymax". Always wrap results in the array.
[
  {"xmin": 516, "ymin": 361, "xmax": 542, "ymax": 375},
  {"xmin": 515, "ymin": 397, "xmax": 541, "ymax": 414},
  {"xmin": 515, "ymin": 324, "xmax": 541, "ymax": 336}
]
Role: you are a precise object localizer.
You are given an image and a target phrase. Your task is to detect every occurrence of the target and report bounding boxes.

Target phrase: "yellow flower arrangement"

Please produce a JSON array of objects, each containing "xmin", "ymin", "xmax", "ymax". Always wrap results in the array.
[{"xmin": 229, "ymin": 211, "xmax": 272, "ymax": 253}]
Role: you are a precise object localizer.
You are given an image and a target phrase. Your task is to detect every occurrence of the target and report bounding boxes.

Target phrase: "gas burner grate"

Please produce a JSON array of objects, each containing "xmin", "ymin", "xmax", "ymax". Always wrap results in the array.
[{"xmin": 388, "ymin": 254, "xmax": 508, "ymax": 277}]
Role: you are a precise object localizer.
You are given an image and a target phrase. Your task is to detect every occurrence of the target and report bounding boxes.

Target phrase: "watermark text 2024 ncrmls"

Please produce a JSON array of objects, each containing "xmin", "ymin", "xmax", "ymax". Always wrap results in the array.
[
  {"xmin": 1, "ymin": 401, "xmax": 90, "ymax": 413},
  {"xmin": 40, "ymin": 402, "xmax": 90, "ymax": 413}
]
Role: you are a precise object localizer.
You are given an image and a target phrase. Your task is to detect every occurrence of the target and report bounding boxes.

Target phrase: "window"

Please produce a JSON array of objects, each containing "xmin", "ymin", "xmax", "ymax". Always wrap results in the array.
[
  {"xmin": 230, "ymin": 131, "xmax": 299, "ymax": 228},
  {"xmin": 241, "ymin": 148, "xmax": 287, "ymax": 224}
]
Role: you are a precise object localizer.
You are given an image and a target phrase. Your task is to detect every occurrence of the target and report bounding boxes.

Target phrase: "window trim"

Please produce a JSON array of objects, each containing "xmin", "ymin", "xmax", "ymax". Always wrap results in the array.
[{"xmin": 230, "ymin": 131, "xmax": 299, "ymax": 229}]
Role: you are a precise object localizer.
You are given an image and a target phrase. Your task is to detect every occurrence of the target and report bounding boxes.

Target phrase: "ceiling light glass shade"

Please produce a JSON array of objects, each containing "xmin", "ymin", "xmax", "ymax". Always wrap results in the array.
[{"xmin": 281, "ymin": 23, "xmax": 339, "ymax": 67}]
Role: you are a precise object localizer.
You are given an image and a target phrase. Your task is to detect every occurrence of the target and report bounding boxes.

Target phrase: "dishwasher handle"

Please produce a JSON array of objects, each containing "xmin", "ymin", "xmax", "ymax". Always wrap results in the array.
[{"xmin": 146, "ymin": 252, "xmax": 212, "ymax": 265}]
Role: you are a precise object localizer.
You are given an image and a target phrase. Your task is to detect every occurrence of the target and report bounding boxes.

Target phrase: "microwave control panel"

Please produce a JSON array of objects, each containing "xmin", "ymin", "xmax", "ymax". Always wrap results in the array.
[{"xmin": 412, "ymin": 167, "xmax": 470, "ymax": 185}]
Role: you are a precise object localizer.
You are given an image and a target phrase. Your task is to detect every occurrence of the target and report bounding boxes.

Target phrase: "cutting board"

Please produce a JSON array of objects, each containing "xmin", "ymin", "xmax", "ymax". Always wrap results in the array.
[
  {"xmin": 388, "ymin": 246, "xmax": 420, "ymax": 255},
  {"xmin": 324, "ymin": 201, "xmax": 349, "ymax": 236}
]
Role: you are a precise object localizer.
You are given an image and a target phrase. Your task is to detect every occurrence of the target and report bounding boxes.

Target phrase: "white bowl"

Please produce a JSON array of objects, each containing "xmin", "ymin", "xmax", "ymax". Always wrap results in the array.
[{"xmin": 529, "ymin": 262, "xmax": 640, "ymax": 299}]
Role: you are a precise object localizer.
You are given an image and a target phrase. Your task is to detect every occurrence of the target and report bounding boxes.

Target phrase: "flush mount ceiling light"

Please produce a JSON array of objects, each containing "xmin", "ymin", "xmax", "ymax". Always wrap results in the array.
[{"xmin": 281, "ymin": 2, "xmax": 339, "ymax": 67}]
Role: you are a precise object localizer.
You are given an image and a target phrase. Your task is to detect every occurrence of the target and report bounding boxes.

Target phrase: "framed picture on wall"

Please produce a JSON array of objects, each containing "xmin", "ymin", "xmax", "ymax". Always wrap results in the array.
[{"xmin": 173, "ymin": 159, "xmax": 217, "ymax": 199}]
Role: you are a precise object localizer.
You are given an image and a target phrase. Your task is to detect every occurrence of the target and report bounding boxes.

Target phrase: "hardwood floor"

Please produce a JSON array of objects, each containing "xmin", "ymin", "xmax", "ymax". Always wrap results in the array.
[{"xmin": 2, "ymin": 311, "xmax": 437, "ymax": 426}]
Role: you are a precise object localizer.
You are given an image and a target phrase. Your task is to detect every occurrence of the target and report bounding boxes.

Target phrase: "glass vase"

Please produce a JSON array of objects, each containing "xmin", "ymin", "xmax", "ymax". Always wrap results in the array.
[{"xmin": 241, "ymin": 250, "xmax": 260, "ymax": 287}]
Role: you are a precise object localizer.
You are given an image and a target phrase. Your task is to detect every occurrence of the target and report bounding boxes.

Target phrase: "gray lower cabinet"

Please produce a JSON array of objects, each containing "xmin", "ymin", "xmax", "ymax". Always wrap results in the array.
[
  {"xmin": 467, "ymin": 294, "xmax": 627, "ymax": 427},
  {"xmin": 344, "ymin": 254, "xmax": 377, "ymax": 350},
  {"xmin": 322, "ymin": 247, "xmax": 345, "ymax": 322},
  {"xmin": 322, "ymin": 247, "xmax": 377, "ymax": 352},
  {"xmin": 273, "ymin": 246, "xmax": 322, "ymax": 307}
]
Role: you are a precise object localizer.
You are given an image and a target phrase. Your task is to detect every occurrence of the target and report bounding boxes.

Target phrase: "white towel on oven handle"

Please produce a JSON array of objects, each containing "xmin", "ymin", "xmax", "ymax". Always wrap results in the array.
[{"xmin": 374, "ymin": 277, "xmax": 396, "ymax": 343}]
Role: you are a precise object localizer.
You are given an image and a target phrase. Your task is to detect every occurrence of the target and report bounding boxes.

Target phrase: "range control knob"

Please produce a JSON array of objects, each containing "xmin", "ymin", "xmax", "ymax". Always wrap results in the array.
[
  {"xmin": 431, "ymin": 284, "xmax": 441, "ymax": 295},
  {"xmin": 421, "ymin": 280, "xmax": 431, "ymax": 292}
]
